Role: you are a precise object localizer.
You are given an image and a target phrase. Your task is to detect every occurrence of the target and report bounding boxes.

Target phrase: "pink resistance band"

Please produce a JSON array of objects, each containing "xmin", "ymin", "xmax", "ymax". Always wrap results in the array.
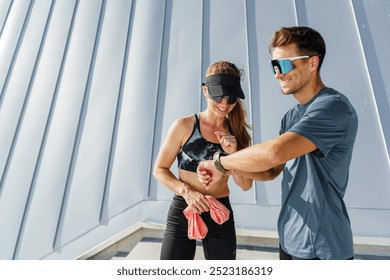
[{"xmin": 183, "ymin": 195, "xmax": 230, "ymax": 240}]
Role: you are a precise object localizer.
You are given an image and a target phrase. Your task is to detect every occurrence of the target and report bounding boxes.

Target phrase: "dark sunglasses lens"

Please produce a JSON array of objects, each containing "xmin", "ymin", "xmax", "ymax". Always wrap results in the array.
[
  {"xmin": 212, "ymin": 96, "xmax": 223, "ymax": 103},
  {"xmin": 211, "ymin": 96, "xmax": 238, "ymax": 104},
  {"xmin": 227, "ymin": 96, "xmax": 239, "ymax": 104},
  {"xmin": 270, "ymin": 59, "xmax": 295, "ymax": 74},
  {"xmin": 270, "ymin": 60, "xmax": 281, "ymax": 74}
]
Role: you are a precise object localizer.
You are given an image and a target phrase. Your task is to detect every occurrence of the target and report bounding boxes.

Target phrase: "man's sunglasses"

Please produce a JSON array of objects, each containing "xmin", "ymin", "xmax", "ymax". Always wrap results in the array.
[
  {"xmin": 209, "ymin": 95, "xmax": 239, "ymax": 104},
  {"xmin": 270, "ymin": 55, "xmax": 318, "ymax": 75}
]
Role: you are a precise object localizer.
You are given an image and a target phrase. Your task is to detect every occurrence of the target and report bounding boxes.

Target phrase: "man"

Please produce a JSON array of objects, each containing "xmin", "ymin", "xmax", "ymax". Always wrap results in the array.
[{"xmin": 197, "ymin": 26, "xmax": 358, "ymax": 260}]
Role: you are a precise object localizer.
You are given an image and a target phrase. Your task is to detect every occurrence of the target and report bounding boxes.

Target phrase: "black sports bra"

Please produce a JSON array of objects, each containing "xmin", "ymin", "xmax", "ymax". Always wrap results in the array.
[{"xmin": 177, "ymin": 114, "xmax": 223, "ymax": 172}]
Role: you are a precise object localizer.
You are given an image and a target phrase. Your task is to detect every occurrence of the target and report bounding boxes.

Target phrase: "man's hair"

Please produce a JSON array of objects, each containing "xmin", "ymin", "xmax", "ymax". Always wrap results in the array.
[{"xmin": 269, "ymin": 26, "xmax": 326, "ymax": 70}]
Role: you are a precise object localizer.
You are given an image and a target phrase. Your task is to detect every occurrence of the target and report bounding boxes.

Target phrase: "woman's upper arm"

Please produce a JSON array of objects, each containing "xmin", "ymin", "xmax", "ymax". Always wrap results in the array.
[{"xmin": 154, "ymin": 117, "xmax": 191, "ymax": 171}]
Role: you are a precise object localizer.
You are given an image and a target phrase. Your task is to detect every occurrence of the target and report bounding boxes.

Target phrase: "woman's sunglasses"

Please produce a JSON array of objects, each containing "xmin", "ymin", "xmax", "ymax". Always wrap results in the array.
[
  {"xmin": 270, "ymin": 55, "xmax": 319, "ymax": 75},
  {"xmin": 202, "ymin": 83, "xmax": 240, "ymax": 104},
  {"xmin": 209, "ymin": 95, "xmax": 239, "ymax": 104}
]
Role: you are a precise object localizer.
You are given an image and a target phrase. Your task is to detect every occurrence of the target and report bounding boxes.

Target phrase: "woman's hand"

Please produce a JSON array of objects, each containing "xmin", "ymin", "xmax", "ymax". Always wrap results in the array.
[
  {"xmin": 215, "ymin": 131, "xmax": 237, "ymax": 154},
  {"xmin": 197, "ymin": 160, "xmax": 225, "ymax": 190},
  {"xmin": 181, "ymin": 185, "xmax": 210, "ymax": 214}
]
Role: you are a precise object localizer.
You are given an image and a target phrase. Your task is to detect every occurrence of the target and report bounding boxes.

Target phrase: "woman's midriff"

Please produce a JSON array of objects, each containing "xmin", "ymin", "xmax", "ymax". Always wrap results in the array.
[{"xmin": 178, "ymin": 168, "xmax": 230, "ymax": 198}]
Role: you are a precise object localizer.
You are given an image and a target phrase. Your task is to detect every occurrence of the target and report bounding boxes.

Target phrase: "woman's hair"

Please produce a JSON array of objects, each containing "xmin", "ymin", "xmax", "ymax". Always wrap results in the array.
[
  {"xmin": 206, "ymin": 61, "xmax": 252, "ymax": 150},
  {"xmin": 269, "ymin": 26, "xmax": 326, "ymax": 71}
]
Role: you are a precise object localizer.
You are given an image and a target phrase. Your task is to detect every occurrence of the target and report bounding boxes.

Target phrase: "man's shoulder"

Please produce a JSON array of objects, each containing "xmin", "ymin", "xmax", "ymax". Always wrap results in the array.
[
  {"xmin": 315, "ymin": 87, "xmax": 353, "ymax": 104},
  {"xmin": 312, "ymin": 87, "xmax": 355, "ymax": 111},
  {"xmin": 315, "ymin": 87, "xmax": 342, "ymax": 101}
]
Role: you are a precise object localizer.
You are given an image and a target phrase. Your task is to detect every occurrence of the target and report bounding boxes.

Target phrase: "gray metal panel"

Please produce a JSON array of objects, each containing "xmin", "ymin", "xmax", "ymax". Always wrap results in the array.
[
  {"xmin": 59, "ymin": 0, "xmax": 134, "ymax": 248},
  {"xmin": 206, "ymin": 0, "xmax": 256, "ymax": 203},
  {"xmin": 152, "ymin": 0, "xmax": 203, "ymax": 200},
  {"xmin": 0, "ymin": 0, "xmax": 36, "ymax": 178},
  {"xmin": 0, "ymin": 0, "xmax": 12, "ymax": 37},
  {"xmin": 105, "ymin": 0, "xmax": 162, "ymax": 218},
  {"xmin": 0, "ymin": 0, "xmax": 389, "ymax": 259},
  {"xmin": 0, "ymin": 0, "xmax": 31, "ymax": 95},
  {"xmin": 46, "ymin": 0, "xmax": 104, "ymax": 247},
  {"xmin": 242, "ymin": 0, "xmax": 298, "ymax": 205},
  {"xmin": 0, "ymin": 0, "xmax": 53, "ymax": 259},
  {"xmin": 362, "ymin": 0, "xmax": 390, "ymax": 107},
  {"xmin": 46, "ymin": 202, "xmax": 143, "ymax": 260},
  {"xmin": 302, "ymin": 0, "xmax": 390, "ymax": 209},
  {"xmin": 84, "ymin": 0, "xmax": 134, "ymax": 223},
  {"xmin": 13, "ymin": 0, "xmax": 78, "ymax": 260}
]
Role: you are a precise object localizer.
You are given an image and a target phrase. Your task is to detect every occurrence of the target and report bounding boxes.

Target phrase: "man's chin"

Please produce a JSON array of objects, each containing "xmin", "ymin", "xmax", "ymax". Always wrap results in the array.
[{"xmin": 280, "ymin": 89, "xmax": 292, "ymax": 95}]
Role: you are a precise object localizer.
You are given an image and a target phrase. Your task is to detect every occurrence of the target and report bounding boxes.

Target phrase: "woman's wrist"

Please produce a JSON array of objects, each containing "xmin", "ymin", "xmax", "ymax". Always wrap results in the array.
[{"xmin": 179, "ymin": 182, "xmax": 190, "ymax": 197}]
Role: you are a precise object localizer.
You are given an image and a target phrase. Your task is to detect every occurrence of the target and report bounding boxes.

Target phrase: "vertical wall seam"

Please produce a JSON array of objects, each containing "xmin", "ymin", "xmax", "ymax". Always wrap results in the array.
[
  {"xmin": 0, "ymin": 0, "xmax": 14, "ymax": 39},
  {"xmin": 53, "ymin": 0, "xmax": 107, "ymax": 249},
  {"xmin": 199, "ymin": 0, "xmax": 205, "ymax": 111},
  {"xmin": 244, "ymin": 0, "xmax": 252, "ymax": 128},
  {"xmin": 0, "ymin": 0, "xmax": 35, "ymax": 116},
  {"xmin": 293, "ymin": 0, "xmax": 308, "ymax": 26},
  {"xmin": 244, "ymin": 0, "xmax": 258, "ymax": 203},
  {"xmin": 12, "ymin": 0, "xmax": 56, "ymax": 259},
  {"xmin": 100, "ymin": 0, "xmax": 135, "ymax": 222},
  {"xmin": 147, "ymin": 0, "xmax": 169, "ymax": 200},
  {"xmin": 201, "ymin": 0, "xmax": 211, "ymax": 112},
  {"xmin": 0, "ymin": 0, "xmax": 35, "ymax": 196},
  {"xmin": 1, "ymin": 0, "xmax": 51, "ymax": 198}
]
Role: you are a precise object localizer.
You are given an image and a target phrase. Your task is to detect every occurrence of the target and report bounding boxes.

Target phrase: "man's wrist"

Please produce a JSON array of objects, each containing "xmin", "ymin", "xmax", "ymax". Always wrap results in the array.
[{"xmin": 213, "ymin": 151, "xmax": 229, "ymax": 174}]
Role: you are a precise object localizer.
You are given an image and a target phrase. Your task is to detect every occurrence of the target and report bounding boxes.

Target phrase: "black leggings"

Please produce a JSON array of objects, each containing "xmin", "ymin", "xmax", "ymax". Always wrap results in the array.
[{"xmin": 160, "ymin": 195, "xmax": 236, "ymax": 260}]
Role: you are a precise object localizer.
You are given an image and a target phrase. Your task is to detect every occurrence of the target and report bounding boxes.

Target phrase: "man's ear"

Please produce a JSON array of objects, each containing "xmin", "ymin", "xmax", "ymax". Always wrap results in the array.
[
  {"xmin": 308, "ymin": 56, "xmax": 320, "ymax": 75},
  {"xmin": 310, "ymin": 56, "xmax": 320, "ymax": 70}
]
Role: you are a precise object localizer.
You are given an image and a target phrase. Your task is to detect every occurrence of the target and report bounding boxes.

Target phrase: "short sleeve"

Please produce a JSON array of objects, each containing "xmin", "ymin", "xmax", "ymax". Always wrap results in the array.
[{"xmin": 288, "ymin": 96, "xmax": 352, "ymax": 157}]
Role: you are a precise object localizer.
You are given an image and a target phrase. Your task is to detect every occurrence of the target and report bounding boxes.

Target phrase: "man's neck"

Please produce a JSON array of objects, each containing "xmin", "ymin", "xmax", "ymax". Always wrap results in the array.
[{"xmin": 294, "ymin": 79, "xmax": 325, "ymax": 105}]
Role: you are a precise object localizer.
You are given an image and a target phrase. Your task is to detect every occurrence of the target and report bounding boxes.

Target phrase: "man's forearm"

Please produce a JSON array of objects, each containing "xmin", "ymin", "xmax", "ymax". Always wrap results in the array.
[
  {"xmin": 232, "ymin": 164, "xmax": 284, "ymax": 181},
  {"xmin": 220, "ymin": 141, "xmax": 280, "ymax": 173}
]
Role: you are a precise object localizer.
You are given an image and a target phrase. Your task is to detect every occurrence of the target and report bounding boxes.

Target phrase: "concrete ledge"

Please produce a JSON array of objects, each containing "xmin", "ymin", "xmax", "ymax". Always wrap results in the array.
[
  {"xmin": 81, "ymin": 221, "xmax": 164, "ymax": 260},
  {"xmin": 353, "ymin": 236, "xmax": 390, "ymax": 258},
  {"xmin": 81, "ymin": 222, "xmax": 390, "ymax": 260}
]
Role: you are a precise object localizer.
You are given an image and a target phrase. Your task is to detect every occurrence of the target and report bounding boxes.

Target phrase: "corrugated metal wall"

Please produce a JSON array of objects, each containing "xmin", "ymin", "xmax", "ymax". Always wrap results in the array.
[{"xmin": 0, "ymin": 0, "xmax": 389, "ymax": 260}]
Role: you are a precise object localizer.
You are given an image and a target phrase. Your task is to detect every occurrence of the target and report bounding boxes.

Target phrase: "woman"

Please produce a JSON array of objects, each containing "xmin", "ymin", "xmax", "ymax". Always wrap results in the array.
[{"xmin": 153, "ymin": 61, "xmax": 252, "ymax": 260}]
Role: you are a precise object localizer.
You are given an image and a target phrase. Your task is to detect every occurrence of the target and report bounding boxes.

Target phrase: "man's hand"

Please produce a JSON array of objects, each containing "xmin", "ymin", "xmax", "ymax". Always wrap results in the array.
[{"xmin": 197, "ymin": 160, "xmax": 224, "ymax": 189}]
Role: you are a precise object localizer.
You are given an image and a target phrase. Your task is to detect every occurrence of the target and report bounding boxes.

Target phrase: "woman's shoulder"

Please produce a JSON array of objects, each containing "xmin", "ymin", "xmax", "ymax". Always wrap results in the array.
[
  {"xmin": 169, "ymin": 114, "xmax": 197, "ymax": 146},
  {"xmin": 173, "ymin": 114, "xmax": 196, "ymax": 128},
  {"xmin": 168, "ymin": 114, "xmax": 196, "ymax": 137}
]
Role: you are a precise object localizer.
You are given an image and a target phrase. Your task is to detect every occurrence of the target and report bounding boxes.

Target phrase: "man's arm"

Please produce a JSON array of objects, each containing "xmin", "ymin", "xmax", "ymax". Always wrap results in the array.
[
  {"xmin": 220, "ymin": 132, "xmax": 316, "ymax": 173},
  {"xmin": 230, "ymin": 164, "xmax": 284, "ymax": 182},
  {"xmin": 198, "ymin": 132, "xmax": 316, "ymax": 188}
]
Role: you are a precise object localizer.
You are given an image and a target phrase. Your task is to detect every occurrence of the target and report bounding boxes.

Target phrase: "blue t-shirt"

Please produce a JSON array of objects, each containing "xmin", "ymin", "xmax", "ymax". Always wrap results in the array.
[{"xmin": 278, "ymin": 87, "xmax": 358, "ymax": 259}]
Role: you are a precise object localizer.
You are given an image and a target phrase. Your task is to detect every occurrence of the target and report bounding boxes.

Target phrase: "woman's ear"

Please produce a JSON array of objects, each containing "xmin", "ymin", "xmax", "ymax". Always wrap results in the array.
[{"xmin": 202, "ymin": 85, "xmax": 208, "ymax": 97}]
